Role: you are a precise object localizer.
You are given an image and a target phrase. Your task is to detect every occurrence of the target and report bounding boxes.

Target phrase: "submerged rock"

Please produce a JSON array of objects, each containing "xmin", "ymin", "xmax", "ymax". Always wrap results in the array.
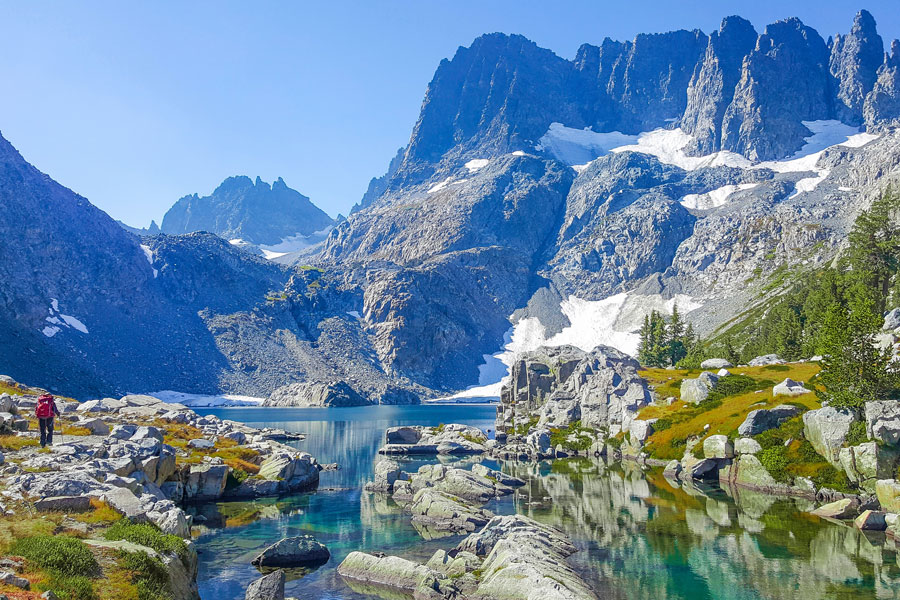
[{"xmin": 408, "ymin": 488, "xmax": 493, "ymax": 533}]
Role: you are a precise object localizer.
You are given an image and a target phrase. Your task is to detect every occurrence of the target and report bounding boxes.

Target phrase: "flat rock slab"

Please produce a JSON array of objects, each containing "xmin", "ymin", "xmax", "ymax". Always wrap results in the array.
[{"xmin": 33, "ymin": 495, "xmax": 92, "ymax": 512}]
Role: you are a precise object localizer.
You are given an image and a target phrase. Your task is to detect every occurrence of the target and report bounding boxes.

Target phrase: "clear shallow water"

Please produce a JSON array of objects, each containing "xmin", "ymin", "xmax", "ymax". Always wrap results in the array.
[{"xmin": 193, "ymin": 405, "xmax": 900, "ymax": 600}]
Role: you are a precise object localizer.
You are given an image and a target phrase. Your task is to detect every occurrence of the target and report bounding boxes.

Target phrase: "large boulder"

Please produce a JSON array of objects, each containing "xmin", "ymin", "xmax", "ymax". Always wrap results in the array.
[
  {"xmin": 839, "ymin": 442, "xmax": 900, "ymax": 492},
  {"xmin": 251, "ymin": 535, "xmax": 330, "ymax": 568},
  {"xmin": 877, "ymin": 479, "xmax": 900, "ymax": 512},
  {"xmin": 772, "ymin": 378, "xmax": 811, "ymax": 397},
  {"xmin": 183, "ymin": 464, "xmax": 228, "ymax": 501},
  {"xmin": 810, "ymin": 498, "xmax": 860, "ymax": 520},
  {"xmin": 748, "ymin": 354, "xmax": 784, "ymax": 366},
  {"xmin": 865, "ymin": 400, "xmax": 900, "ymax": 446},
  {"xmin": 734, "ymin": 438, "xmax": 762, "ymax": 455},
  {"xmin": 703, "ymin": 435, "xmax": 734, "ymax": 459},
  {"xmin": 737, "ymin": 404, "xmax": 802, "ymax": 436},
  {"xmin": 628, "ymin": 419, "xmax": 657, "ymax": 445},
  {"xmin": 338, "ymin": 552, "xmax": 442, "ymax": 595},
  {"xmin": 380, "ymin": 424, "xmax": 487, "ymax": 456},
  {"xmin": 802, "ymin": 406, "xmax": 857, "ymax": 467},
  {"xmin": 365, "ymin": 458, "xmax": 403, "ymax": 493},
  {"xmin": 257, "ymin": 452, "xmax": 319, "ymax": 492},
  {"xmin": 884, "ymin": 308, "xmax": 900, "ymax": 331},
  {"xmin": 385, "ymin": 426, "xmax": 422, "ymax": 445},
  {"xmin": 245, "ymin": 570, "xmax": 284, "ymax": 600},
  {"xmin": 700, "ymin": 358, "xmax": 733, "ymax": 369},
  {"xmin": 680, "ymin": 372, "xmax": 719, "ymax": 405},
  {"xmin": 265, "ymin": 381, "xmax": 368, "ymax": 408}
]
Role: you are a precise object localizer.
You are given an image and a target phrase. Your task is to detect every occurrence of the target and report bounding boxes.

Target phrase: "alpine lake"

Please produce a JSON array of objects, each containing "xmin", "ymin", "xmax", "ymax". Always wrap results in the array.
[{"xmin": 190, "ymin": 404, "xmax": 900, "ymax": 599}]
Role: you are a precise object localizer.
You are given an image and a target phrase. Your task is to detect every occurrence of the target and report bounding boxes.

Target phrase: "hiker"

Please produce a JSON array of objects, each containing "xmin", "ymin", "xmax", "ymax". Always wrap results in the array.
[{"xmin": 35, "ymin": 393, "xmax": 60, "ymax": 447}]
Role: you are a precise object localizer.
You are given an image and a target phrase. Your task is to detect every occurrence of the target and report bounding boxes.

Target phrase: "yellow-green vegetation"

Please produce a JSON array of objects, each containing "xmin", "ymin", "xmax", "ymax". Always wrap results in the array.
[
  {"xmin": 0, "ymin": 434, "xmax": 39, "ymax": 451},
  {"xmin": 61, "ymin": 425, "xmax": 93, "ymax": 436},
  {"xmin": 74, "ymin": 500, "xmax": 123, "ymax": 526},
  {"xmin": 265, "ymin": 291, "xmax": 288, "ymax": 302},
  {"xmin": 753, "ymin": 416, "xmax": 851, "ymax": 492},
  {"xmin": 298, "ymin": 265, "xmax": 324, "ymax": 272},
  {"xmin": 153, "ymin": 421, "xmax": 260, "ymax": 472},
  {"xmin": 638, "ymin": 362, "xmax": 821, "ymax": 460}
]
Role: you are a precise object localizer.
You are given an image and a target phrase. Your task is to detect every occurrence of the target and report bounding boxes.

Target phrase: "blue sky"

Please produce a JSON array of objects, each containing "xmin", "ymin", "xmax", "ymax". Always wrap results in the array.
[{"xmin": 0, "ymin": 1, "xmax": 897, "ymax": 226}]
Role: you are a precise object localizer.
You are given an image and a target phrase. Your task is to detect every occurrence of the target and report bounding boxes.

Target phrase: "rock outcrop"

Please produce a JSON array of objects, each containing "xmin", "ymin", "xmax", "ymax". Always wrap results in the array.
[
  {"xmin": 497, "ymin": 345, "xmax": 651, "ymax": 437},
  {"xmin": 265, "ymin": 381, "xmax": 368, "ymax": 408}
]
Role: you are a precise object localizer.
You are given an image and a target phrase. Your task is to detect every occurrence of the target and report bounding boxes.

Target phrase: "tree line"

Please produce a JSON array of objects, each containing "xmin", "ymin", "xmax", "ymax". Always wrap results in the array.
[{"xmin": 637, "ymin": 186, "xmax": 900, "ymax": 409}]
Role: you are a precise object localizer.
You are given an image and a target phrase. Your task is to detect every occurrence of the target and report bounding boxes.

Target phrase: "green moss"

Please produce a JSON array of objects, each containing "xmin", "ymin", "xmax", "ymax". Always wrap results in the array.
[
  {"xmin": 225, "ymin": 468, "xmax": 250, "ymax": 491},
  {"xmin": 512, "ymin": 416, "xmax": 539, "ymax": 437},
  {"xmin": 758, "ymin": 446, "xmax": 790, "ymax": 483}
]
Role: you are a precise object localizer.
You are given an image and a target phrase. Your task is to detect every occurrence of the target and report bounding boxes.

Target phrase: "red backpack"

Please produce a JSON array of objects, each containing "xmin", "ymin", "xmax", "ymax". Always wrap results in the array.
[{"xmin": 35, "ymin": 395, "xmax": 54, "ymax": 419}]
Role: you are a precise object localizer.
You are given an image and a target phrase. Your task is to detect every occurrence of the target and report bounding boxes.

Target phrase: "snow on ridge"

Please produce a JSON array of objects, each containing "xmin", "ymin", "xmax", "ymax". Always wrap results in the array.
[
  {"xmin": 465, "ymin": 159, "xmax": 489, "ymax": 172},
  {"xmin": 435, "ymin": 292, "xmax": 702, "ymax": 403},
  {"xmin": 539, "ymin": 120, "xmax": 880, "ymax": 191},
  {"xmin": 537, "ymin": 123, "xmax": 639, "ymax": 167},
  {"xmin": 148, "ymin": 390, "xmax": 265, "ymax": 407},
  {"xmin": 680, "ymin": 183, "xmax": 759, "ymax": 210},
  {"xmin": 511, "ymin": 150, "xmax": 526, "ymax": 157}
]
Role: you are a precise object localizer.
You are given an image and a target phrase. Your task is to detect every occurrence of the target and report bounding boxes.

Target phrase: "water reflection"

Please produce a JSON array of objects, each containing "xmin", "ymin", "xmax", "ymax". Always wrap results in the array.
[{"xmin": 194, "ymin": 407, "xmax": 900, "ymax": 600}]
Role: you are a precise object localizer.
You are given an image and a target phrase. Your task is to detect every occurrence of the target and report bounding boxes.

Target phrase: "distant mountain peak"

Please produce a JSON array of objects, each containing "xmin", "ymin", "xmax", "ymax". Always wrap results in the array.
[{"xmin": 161, "ymin": 175, "xmax": 333, "ymax": 246}]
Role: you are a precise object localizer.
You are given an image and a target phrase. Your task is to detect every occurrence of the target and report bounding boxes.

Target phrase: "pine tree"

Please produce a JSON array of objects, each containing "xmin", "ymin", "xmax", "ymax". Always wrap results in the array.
[
  {"xmin": 667, "ymin": 303, "xmax": 687, "ymax": 365},
  {"xmin": 847, "ymin": 186, "xmax": 900, "ymax": 313}
]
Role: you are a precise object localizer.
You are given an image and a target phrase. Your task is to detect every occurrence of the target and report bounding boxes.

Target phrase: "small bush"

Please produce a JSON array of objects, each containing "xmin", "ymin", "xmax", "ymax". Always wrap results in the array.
[
  {"xmin": 118, "ymin": 550, "xmax": 171, "ymax": 600},
  {"xmin": 225, "ymin": 469, "xmax": 250, "ymax": 491},
  {"xmin": 606, "ymin": 435, "xmax": 623, "ymax": 449},
  {"xmin": 812, "ymin": 464, "xmax": 853, "ymax": 492},
  {"xmin": 46, "ymin": 572, "xmax": 97, "ymax": 600},
  {"xmin": 10, "ymin": 535, "xmax": 99, "ymax": 577},
  {"xmin": 75, "ymin": 499, "xmax": 122, "ymax": 525},
  {"xmin": 653, "ymin": 418, "xmax": 673, "ymax": 432},
  {"xmin": 845, "ymin": 421, "xmax": 868, "ymax": 446},
  {"xmin": 706, "ymin": 375, "xmax": 772, "ymax": 403},
  {"xmin": 758, "ymin": 446, "xmax": 789, "ymax": 483},
  {"xmin": 104, "ymin": 520, "xmax": 188, "ymax": 563}
]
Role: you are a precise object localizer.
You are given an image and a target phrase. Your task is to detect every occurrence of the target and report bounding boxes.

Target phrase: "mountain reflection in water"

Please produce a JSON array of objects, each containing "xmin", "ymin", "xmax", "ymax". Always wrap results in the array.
[{"xmin": 192, "ymin": 405, "xmax": 898, "ymax": 600}]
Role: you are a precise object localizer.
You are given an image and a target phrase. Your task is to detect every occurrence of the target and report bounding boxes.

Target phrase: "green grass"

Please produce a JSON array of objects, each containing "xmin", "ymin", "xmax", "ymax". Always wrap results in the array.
[
  {"xmin": 103, "ymin": 520, "xmax": 188, "ymax": 564},
  {"xmin": 638, "ymin": 363, "xmax": 820, "ymax": 460},
  {"xmin": 10, "ymin": 535, "xmax": 100, "ymax": 600}
]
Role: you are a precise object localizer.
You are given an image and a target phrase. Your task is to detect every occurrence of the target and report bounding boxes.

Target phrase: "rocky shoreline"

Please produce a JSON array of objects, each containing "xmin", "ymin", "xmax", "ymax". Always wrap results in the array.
[{"xmin": 0, "ymin": 377, "xmax": 323, "ymax": 600}]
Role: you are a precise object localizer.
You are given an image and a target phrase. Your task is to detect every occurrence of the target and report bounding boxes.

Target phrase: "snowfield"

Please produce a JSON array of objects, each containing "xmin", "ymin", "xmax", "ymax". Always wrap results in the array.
[
  {"xmin": 432, "ymin": 292, "xmax": 702, "ymax": 403},
  {"xmin": 148, "ymin": 390, "xmax": 265, "ymax": 407},
  {"xmin": 680, "ymin": 183, "xmax": 759, "ymax": 210}
]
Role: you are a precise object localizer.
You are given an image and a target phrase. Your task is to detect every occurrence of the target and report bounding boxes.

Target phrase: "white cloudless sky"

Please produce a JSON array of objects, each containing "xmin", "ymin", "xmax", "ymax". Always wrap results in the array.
[{"xmin": 0, "ymin": 1, "xmax": 896, "ymax": 226}]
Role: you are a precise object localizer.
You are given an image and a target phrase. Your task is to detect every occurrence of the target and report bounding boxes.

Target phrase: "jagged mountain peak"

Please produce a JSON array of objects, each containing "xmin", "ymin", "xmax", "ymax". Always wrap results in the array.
[{"xmin": 160, "ymin": 175, "xmax": 333, "ymax": 246}]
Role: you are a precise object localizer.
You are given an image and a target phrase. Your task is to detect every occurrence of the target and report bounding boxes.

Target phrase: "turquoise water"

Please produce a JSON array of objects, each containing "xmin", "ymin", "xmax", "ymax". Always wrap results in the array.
[{"xmin": 193, "ymin": 405, "xmax": 900, "ymax": 600}]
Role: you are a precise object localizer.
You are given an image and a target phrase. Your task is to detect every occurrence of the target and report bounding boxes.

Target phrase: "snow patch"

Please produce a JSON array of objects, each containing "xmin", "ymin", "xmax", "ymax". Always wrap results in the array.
[
  {"xmin": 511, "ymin": 150, "xmax": 526, "ymax": 157},
  {"xmin": 436, "ymin": 292, "xmax": 702, "ymax": 403},
  {"xmin": 41, "ymin": 298, "xmax": 88, "ymax": 337},
  {"xmin": 257, "ymin": 227, "xmax": 334, "ymax": 260},
  {"xmin": 140, "ymin": 244, "xmax": 158, "ymax": 278},
  {"xmin": 537, "ymin": 123, "xmax": 639, "ymax": 166},
  {"xmin": 610, "ymin": 128, "xmax": 751, "ymax": 170},
  {"xmin": 465, "ymin": 159, "xmax": 489, "ymax": 172},
  {"xmin": 148, "ymin": 390, "xmax": 265, "ymax": 407},
  {"xmin": 427, "ymin": 177, "xmax": 453, "ymax": 194},
  {"xmin": 347, "ymin": 310, "xmax": 362, "ymax": 320},
  {"xmin": 680, "ymin": 183, "xmax": 760, "ymax": 210}
]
